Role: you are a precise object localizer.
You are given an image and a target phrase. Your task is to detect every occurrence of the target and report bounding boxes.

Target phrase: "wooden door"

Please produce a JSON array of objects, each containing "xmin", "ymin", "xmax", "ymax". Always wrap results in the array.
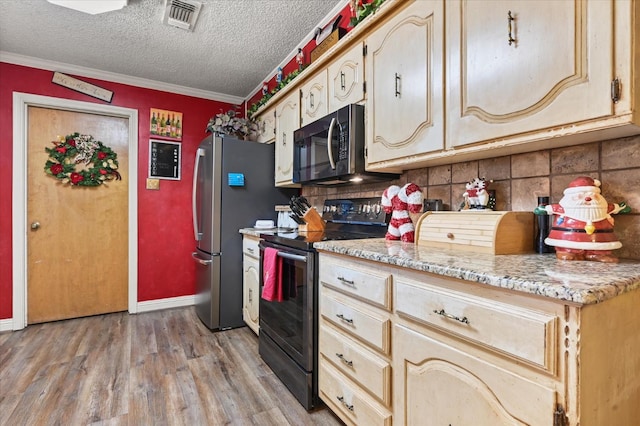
[
  {"xmin": 365, "ymin": 0, "xmax": 444, "ymax": 171},
  {"xmin": 27, "ymin": 106, "xmax": 129, "ymax": 323},
  {"xmin": 446, "ymin": 0, "xmax": 613, "ymax": 148}
]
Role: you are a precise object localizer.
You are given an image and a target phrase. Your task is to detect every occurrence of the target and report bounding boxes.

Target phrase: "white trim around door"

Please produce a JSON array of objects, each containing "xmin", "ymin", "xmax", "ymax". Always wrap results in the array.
[{"xmin": 12, "ymin": 92, "xmax": 138, "ymax": 330}]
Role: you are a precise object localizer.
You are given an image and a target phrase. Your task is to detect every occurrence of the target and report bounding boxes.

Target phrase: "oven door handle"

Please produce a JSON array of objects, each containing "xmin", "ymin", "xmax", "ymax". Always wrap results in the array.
[{"xmin": 277, "ymin": 251, "xmax": 308, "ymax": 263}]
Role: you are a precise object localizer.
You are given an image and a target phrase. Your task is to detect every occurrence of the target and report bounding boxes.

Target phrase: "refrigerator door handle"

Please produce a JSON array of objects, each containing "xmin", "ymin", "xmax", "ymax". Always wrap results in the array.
[
  {"xmin": 192, "ymin": 251, "xmax": 220, "ymax": 265},
  {"xmin": 192, "ymin": 147, "xmax": 206, "ymax": 241}
]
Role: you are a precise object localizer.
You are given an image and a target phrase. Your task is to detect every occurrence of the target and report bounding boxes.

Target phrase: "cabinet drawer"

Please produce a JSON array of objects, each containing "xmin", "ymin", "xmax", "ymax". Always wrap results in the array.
[
  {"xmin": 395, "ymin": 278, "xmax": 558, "ymax": 371},
  {"xmin": 319, "ymin": 322, "xmax": 391, "ymax": 405},
  {"xmin": 242, "ymin": 236, "xmax": 259, "ymax": 259},
  {"xmin": 321, "ymin": 293, "xmax": 391, "ymax": 354},
  {"xmin": 320, "ymin": 257, "xmax": 392, "ymax": 309},
  {"xmin": 319, "ymin": 359, "xmax": 392, "ymax": 426}
]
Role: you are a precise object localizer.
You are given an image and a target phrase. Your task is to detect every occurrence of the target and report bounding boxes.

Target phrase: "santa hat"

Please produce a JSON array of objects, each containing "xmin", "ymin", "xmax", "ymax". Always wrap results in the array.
[{"xmin": 563, "ymin": 176, "xmax": 601, "ymax": 195}]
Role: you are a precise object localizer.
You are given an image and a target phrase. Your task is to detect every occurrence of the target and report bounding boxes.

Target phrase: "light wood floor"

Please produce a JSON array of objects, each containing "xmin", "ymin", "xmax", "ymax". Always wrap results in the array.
[{"xmin": 0, "ymin": 307, "xmax": 342, "ymax": 425}]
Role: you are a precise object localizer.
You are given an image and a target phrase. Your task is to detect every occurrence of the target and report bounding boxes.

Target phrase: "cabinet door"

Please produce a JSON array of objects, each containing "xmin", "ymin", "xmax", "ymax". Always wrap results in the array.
[
  {"xmin": 274, "ymin": 90, "xmax": 300, "ymax": 186},
  {"xmin": 365, "ymin": 0, "xmax": 444, "ymax": 171},
  {"xmin": 255, "ymin": 106, "xmax": 275, "ymax": 143},
  {"xmin": 301, "ymin": 70, "xmax": 328, "ymax": 126},
  {"xmin": 393, "ymin": 324, "xmax": 557, "ymax": 426},
  {"xmin": 328, "ymin": 42, "xmax": 365, "ymax": 112},
  {"xmin": 242, "ymin": 254, "xmax": 260, "ymax": 335},
  {"xmin": 446, "ymin": 0, "xmax": 613, "ymax": 148}
]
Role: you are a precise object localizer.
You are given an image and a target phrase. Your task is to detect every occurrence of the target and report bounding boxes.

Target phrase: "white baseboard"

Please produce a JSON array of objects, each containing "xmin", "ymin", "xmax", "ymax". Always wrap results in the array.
[
  {"xmin": 0, "ymin": 296, "xmax": 196, "ymax": 332},
  {"xmin": 0, "ymin": 318, "xmax": 14, "ymax": 332},
  {"xmin": 136, "ymin": 295, "xmax": 196, "ymax": 313}
]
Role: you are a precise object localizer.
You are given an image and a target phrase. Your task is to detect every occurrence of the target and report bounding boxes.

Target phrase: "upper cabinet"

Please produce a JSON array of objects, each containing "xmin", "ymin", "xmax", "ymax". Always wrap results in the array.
[
  {"xmin": 252, "ymin": 0, "xmax": 639, "ymax": 177},
  {"xmin": 255, "ymin": 105, "xmax": 276, "ymax": 144},
  {"xmin": 446, "ymin": 0, "xmax": 617, "ymax": 148},
  {"xmin": 300, "ymin": 69, "xmax": 328, "ymax": 127},
  {"xmin": 364, "ymin": 0, "xmax": 445, "ymax": 172},
  {"xmin": 275, "ymin": 90, "xmax": 301, "ymax": 187},
  {"xmin": 328, "ymin": 42, "xmax": 365, "ymax": 112}
]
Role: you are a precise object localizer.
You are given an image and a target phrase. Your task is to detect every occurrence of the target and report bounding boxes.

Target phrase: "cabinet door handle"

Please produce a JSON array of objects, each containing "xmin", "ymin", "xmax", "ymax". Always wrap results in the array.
[
  {"xmin": 310, "ymin": 92, "xmax": 315, "ymax": 109},
  {"xmin": 433, "ymin": 309, "xmax": 470, "ymax": 325},
  {"xmin": 336, "ymin": 313, "xmax": 354, "ymax": 324},
  {"xmin": 337, "ymin": 276, "xmax": 355, "ymax": 286},
  {"xmin": 282, "ymin": 132, "xmax": 286, "ymax": 145},
  {"xmin": 507, "ymin": 10, "xmax": 516, "ymax": 46},
  {"xmin": 340, "ymin": 71, "xmax": 346, "ymax": 90},
  {"xmin": 247, "ymin": 247, "xmax": 254, "ymax": 253},
  {"xmin": 394, "ymin": 73, "xmax": 401, "ymax": 97},
  {"xmin": 336, "ymin": 396, "xmax": 354, "ymax": 412},
  {"xmin": 335, "ymin": 353, "xmax": 354, "ymax": 367},
  {"xmin": 249, "ymin": 288, "xmax": 252, "ymax": 303}
]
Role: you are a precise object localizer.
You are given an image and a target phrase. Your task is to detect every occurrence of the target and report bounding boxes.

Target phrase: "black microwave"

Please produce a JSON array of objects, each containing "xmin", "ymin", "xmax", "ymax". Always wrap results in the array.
[{"xmin": 293, "ymin": 104, "xmax": 399, "ymax": 185}]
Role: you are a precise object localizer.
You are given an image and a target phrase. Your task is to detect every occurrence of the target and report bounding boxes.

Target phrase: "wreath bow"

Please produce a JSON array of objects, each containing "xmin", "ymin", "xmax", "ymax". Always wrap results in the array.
[{"xmin": 44, "ymin": 132, "xmax": 121, "ymax": 187}]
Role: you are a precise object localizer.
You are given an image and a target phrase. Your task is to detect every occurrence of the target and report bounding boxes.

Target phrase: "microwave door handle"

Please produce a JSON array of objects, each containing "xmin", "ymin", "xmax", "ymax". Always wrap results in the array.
[
  {"xmin": 192, "ymin": 147, "xmax": 205, "ymax": 241},
  {"xmin": 326, "ymin": 117, "xmax": 337, "ymax": 170}
]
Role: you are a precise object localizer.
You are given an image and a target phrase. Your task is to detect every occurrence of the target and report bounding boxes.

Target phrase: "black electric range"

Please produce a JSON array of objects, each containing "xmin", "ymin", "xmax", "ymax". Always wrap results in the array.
[
  {"xmin": 261, "ymin": 197, "xmax": 389, "ymax": 250},
  {"xmin": 257, "ymin": 197, "xmax": 388, "ymax": 410}
]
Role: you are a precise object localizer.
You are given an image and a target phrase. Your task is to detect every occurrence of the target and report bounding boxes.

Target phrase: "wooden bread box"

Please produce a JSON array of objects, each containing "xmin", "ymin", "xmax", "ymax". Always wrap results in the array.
[{"xmin": 414, "ymin": 211, "xmax": 534, "ymax": 254}]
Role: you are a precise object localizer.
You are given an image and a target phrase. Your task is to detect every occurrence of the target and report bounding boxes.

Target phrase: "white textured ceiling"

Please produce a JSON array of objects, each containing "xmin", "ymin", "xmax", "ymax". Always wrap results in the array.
[{"xmin": 0, "ymin": 0, "xmax": 345, "ymax": 101}]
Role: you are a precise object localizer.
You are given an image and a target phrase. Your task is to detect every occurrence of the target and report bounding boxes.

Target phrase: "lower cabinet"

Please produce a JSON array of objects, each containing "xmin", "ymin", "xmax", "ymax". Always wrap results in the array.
[
  {"xmin": 319, "ymin": 251, "xmax": 640, "ymax": 425},
  {"xmin": 242, "ymin": 235, "xmax": 260, "ymax": 335},
  {"xmin": 393, "ymin": 324, "xmax": 556, "ymax": 426}
]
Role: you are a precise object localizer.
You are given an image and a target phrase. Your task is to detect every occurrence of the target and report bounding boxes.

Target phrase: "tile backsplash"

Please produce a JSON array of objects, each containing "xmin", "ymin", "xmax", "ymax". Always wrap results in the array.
[{"xmin": 302, "ymin": 135, "xmax": 640, "ymax": 260}]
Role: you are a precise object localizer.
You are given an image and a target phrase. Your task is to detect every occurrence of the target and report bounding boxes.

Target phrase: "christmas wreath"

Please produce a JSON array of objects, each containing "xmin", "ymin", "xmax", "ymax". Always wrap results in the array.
[{"xmin": 44, "ymin": 132, "xmax": 121, "ymax": 187}]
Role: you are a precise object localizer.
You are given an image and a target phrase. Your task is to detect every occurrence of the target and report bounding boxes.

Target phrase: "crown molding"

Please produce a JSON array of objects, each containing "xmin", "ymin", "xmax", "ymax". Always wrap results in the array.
[{"xmin": 0, "ymin": 51, "xmax": 244, "ymax": 105}]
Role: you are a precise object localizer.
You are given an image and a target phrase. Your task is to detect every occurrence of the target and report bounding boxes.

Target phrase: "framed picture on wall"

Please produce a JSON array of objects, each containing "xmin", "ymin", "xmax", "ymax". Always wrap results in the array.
[
  {"xmin": 149, "ymin": 140, "xmax": 181, "ymax": 180},
  {"xmin": 150, "ymin": 108, "xmax": 182, "ymax": 141}
]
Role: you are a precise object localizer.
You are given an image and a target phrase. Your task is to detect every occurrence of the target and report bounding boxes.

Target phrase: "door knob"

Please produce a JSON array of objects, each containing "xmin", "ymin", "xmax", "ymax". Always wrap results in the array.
[{"xmin": 31, "ymin": 222, "xmax": 40, "ymax": 230}]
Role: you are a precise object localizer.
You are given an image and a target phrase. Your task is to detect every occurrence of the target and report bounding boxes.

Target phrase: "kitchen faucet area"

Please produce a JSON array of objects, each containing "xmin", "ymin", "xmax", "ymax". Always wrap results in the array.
[{"xmin": 1, "ymin": 0, "xmax": 640, "ymax": 425}]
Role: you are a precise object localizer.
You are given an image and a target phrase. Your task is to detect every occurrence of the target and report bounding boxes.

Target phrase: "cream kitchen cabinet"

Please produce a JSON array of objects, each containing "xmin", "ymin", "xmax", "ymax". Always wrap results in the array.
[
  {"xmin": 445, "ymin": 0, "xmax": 640, "ymax": 152},
  {"xmin": 317, "ymin": 246, "xmax": 640, "ymax": 425},
  {"xmin": 328, "ymin": 42, "xmax": 365, "ymax": 112},
  {"xmin": 393, "ymin": 324, "xmax": 557, "ymax": 426},
  {"xmin": 393, "ymin": 275, "xmax": 560, "ymax": 426},
  {"xmin": 254, "ymin": 105, "xmax": 275, "ymax": 144},
  {"xmin": 242, "ymin": 235, "xmax": 260, "ymax": 335},
  {"xmin": 274, "ymin": 90, "xmax": 301, "ymax": 187},
  {"xmin": 364, "ymin": 0, "xmax": 445, "ymax": 172},
  {"xmin": 300, "ymin": 69, "xmax": 328, "ymax": 127},
  {"xmin": 318, "ymin": 254, "xmax": 392, "ymax": 426}
]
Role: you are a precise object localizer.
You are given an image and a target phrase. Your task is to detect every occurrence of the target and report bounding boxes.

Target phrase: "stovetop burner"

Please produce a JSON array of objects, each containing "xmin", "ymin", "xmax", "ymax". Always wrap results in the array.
[{"xmin": 262, "ymin": 197, "xmax": 389, "ymax": 250}]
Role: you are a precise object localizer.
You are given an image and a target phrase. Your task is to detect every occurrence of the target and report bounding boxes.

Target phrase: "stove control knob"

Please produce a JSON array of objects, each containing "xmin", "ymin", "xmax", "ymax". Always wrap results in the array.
[{"xmin": 374, "ymin": 204, "xmax": 381, "ymax": 214}]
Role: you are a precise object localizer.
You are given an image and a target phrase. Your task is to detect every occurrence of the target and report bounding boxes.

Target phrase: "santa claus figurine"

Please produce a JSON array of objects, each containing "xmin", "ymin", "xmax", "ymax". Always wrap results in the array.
[{"xmin": 534, "ymin": 176, "xmax": 631, "ymax": 262}]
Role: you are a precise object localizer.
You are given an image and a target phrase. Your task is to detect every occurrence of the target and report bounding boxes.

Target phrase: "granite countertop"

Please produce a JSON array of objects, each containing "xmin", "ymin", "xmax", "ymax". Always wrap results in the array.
[
  {"xmin": 314, "ymin": 238, "xmax": 640, "ymax": 305},
  {"xmin": 239, "ymin": 227, "xmax": 293, "ymax": 237}
]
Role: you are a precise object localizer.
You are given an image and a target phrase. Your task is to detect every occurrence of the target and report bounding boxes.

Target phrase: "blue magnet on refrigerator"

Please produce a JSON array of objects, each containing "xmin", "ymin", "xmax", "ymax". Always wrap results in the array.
[{"xmin": 228, "ymin": 173, "xmax": 245, "ymax": 186}]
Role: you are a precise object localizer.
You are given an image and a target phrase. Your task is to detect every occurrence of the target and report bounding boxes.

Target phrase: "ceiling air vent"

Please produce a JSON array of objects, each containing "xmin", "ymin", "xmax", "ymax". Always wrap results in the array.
[{"xmin": 163, "ymin": 0, "xmax": 202, "ymax": 31}]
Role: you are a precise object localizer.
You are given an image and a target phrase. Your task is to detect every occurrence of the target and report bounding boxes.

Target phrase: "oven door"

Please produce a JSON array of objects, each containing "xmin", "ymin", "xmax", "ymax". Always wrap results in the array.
[{"xmin": 259, "ymin": 240, "xmax": 316, "ymax": 371}]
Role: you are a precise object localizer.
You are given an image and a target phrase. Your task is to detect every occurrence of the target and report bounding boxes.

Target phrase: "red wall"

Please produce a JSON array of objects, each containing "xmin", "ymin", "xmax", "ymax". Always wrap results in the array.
[{"xmin": 0, "ymin": 62, "xmax": 238, "ymax": 319}]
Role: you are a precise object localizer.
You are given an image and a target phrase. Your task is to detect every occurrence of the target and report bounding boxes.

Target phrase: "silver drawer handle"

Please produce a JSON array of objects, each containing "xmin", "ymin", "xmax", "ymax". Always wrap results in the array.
[
  {"xmin": 336, "ymin": 396, "xmax": 354, "ymax": 412},
  {"xmin": 335, "ymin": 353, "xmax": 353, "ymax": 367},
  {"xmin": 337, "ymin": 276, "xmax": 355, "ymax": 286},
  {"xmin": 433, "ymin": 309, "xmax": 469, "ymax": 325},
  {"xmin": 336, "ymin": 313, "xmax": 354, "ymax": 324},
  {"xmin": 247, "ymin": 247, "xmax": 254, "ymax": 253}
]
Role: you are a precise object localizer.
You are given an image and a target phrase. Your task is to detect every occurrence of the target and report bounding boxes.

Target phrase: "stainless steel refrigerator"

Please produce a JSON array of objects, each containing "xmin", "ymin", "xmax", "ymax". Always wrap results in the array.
[{"xmin": 191, "ymin": 133, "xmax": 296, "ymax": 330}]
